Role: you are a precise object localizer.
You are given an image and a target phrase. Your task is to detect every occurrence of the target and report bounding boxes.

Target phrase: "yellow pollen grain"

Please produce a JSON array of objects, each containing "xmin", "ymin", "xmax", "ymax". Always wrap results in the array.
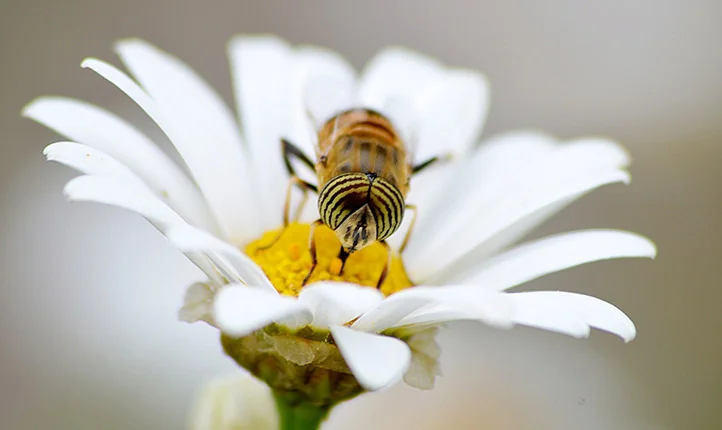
[
  {"xmin": 288, "ymin": 243, "xmax": 301, "ymax": 261},
  {"xmin": 328, "ymin": 258, "xmax": 343, "ymax": 276},
  {"xmin": 245, "ymin": 222, "xmax": 413, "ymax": 297}
]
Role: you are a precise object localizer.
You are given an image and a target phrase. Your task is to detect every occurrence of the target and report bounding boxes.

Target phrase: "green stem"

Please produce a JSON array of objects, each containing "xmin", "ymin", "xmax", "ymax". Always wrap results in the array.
[{"xmin": 273, "ymin": 392, "xmax": 331, "ymax": 430}]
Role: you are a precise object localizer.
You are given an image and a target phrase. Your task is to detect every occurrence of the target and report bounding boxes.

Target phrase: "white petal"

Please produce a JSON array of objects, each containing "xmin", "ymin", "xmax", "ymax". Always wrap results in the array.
[
  {"xmin": 411, "ymin": 69, "xmax": 490, "ymax": 163},
  {"xmin": 114, "ymin": 39, "xmax": 255, "ymax": 243},
  {"xmin": 417, "ymin": 168, "xmax": 631, "ymax": 283},
  {"xmin": 297, "ymin": 282, "xmax": 384, "ymax": 329},
  {"xmin": 179, "ymin": 282, "xmax": 217, "ymax": 325},
  {"xmin": 330, "ymin": 326, "xmax": 411, "ymax": 391},
  {"xmin": 454, "ymin": 230, "xmax": 657, "ymax": 290},
  {"xmin": 228, "ymin": 35, "xmax": 293, "ymax": 228},
  {"xmin": 64, "ymin": 174, "xmax": 224, "ymax": 284},
  {"xmin": 64, "ymin": 175, "xmax": 185, "ymax": 229},
  {"xmin": 393, "ymin": 304, "xmax": 477, "ymax": 328},
  {"xmin": 190, "ymin": 373, "xmax": 278, "ymax": 430},
  {"xmin": 400, "ymin": 286, "xmax": 515, "ymax": 329},
  {"xmin": 24, "ymin": 97, "xmax": 217, "ymax": 231},
  {"xmin": 359, "ymin": 47, "xmax": 442, "ymax": 111},
  {"xmin": 402, "ymin": 327, "xmax": 442, "ymax": 390},
  {"xmin": 165, "ymin": 224, "xmax": 275, "ymax": 292},
  {"xmin": 511, "ymin": 296, "xmax": 590, "ymax": 339},
  {"xmin": 409, "ymin": 136, "xmax": 632, "ymax": 278},
  {"xmin": 406, "ymin": 131, "xmax": 557, "ymax": 257},
  {"xmin": 214, "ymin": 286, "xmax": 311, "ymax": 337},
  {"xmin": 351, "ymin": 292, "xmax": 432, "ymax": 333},
  {"xmin": 353, "ymin": 286, "xmax": 513, "ymax": 332},
  {"xmin": 44, "ymin": 142, "xmax": 146, "ymax": 185},
  {"xmin": 509, "ymin": 291, "xmax": 637, "ymax": 342}
]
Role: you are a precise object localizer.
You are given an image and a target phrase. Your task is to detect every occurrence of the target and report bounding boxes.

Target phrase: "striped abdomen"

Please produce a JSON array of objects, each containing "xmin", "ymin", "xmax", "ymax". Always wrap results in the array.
[{"xmin": 318, "ymin": 173, "xmax": 405, "ymax": 248}]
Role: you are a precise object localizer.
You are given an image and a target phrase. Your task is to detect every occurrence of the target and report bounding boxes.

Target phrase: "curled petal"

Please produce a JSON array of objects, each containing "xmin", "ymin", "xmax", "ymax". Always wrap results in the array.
[
  {"xmin": 165, "ymin": 224, "xmax": 274, "ymax": 292},
  {"xmin": 64, "ymin": 175, "xmax": 185, "ymax": 229},
  {"xmin": 509, "ymin": 291, "xmax": 637, "ymax": 342},
  {"xmin": 298, "ymin": 282, "xmax": 384, "ymax": 329},
  {"xmin": 214, "ymin": 286, "xmax": 312, "ymax": 338},
  {"xmin": 45, "ymin": 142, "xmax": 147, "ymax": 186},
  {"xmin": 179, "ymin": 282, "xmax": 217, "ymax": 326},
  {"xmin": 402, "ymin": 327, "xmax": 442, "ymax": 390},
  {"xmin": 331, "ymin": 325, "xmax": 411, "ymax": 391}
]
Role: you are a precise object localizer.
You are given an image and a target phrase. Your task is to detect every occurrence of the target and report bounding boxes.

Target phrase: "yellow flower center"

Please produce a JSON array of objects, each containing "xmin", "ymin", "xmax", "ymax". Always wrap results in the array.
[{"xmin": 245, "ymin": 222, "xmax": 413, "ymax": 296}]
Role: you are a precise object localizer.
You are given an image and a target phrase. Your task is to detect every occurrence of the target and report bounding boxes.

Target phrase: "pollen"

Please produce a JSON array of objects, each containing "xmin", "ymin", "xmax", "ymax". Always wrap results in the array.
[{"xmin": 245, "ymin": 222, "xmax": 413, "ymax": 297}]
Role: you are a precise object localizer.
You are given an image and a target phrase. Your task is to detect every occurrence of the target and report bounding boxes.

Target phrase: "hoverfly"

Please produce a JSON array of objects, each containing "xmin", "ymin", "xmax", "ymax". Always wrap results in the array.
[{"xmin": 268, "ymin": 103, "xmax": 447, "ymax": 288}]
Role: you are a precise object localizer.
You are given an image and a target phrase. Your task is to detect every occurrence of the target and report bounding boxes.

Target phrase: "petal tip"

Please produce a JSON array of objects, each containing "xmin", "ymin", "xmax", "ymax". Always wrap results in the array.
[
  {"xmin": 21, "ymin": 97, "xmax": 47, "ymax": 118},
  {"xmin": 114, "ymin": 37, "xmax": 154, "ymax": 55},
  {"xmin": 645, "ymin": 240, "xmax": 658, "ymax": 259},
  {"xmin": 623, "ymin": 332, "xmax": 637, "ymax": 343},
  {"xmin": 80, "ymin": 57, "xmax": 100, "ymax": 69},
  {"xmin": 226, "ymin": 34, "xmax": 290, "ymax": 55}
]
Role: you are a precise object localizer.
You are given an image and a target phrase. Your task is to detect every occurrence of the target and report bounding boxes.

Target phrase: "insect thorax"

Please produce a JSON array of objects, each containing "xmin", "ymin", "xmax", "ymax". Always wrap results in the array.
[{"xmin": 318, "ymin": 173, "xmax": 405, "ymax": 249}]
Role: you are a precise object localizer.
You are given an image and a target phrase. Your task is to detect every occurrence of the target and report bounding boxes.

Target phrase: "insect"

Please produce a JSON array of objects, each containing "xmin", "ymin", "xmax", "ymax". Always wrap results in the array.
[{"xmin": 269, "ymin": 108, "xmax": 447, "ymax": 288}]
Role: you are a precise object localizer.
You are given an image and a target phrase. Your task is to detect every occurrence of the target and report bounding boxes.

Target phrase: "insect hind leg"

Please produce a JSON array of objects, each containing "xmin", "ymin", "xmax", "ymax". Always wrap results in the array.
[{"xmin": 398, "ymin": 204, "xmax": 417, "ymax": 254}]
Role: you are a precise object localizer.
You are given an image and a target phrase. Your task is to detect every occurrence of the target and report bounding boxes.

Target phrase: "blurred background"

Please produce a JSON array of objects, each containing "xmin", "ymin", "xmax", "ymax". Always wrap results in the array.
[{"xmin": 1, "ymin": 0, "xmax": 720, "ymax": 429}]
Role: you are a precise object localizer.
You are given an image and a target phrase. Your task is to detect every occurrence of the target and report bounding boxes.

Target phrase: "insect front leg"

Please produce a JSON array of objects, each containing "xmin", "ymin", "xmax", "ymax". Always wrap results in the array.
[
  {"xmin": 281, "ymin": 138, "xmax": 318, "ymax": 222},
  {"xmin": 302, "ymin": 219, "xmax": 323, "ymax": 286},
  {"xmin": 376, "ymin": 241, "xmax": 392, "ymax": 289},
  {"xmin": 258, "ymin": 140, "xmax": 318, "ymax": 251},
  {"xmin": 257, "ymin": 176, "xmax": 314, "ymax": 250},
  {"xmin": 282, "ymin": 138, "xmax": 317, "ymax": 178}
]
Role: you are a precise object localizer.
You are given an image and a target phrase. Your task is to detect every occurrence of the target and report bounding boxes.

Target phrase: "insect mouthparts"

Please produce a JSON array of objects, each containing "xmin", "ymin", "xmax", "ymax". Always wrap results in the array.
[{"xmin": 352, "ymin": 225, "xmax": 369, "ymax": 250}]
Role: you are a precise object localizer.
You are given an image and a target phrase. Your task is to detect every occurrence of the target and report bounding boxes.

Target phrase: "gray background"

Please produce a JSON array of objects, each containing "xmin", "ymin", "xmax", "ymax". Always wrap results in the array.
[{"xmin": 1, "ymin": 1, "xmax": 720, "ymax": 429}]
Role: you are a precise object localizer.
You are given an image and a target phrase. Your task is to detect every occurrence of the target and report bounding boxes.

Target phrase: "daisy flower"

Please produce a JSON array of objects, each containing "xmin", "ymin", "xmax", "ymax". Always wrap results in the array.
[{"xmin": 25, "ymin": 35, "xmax": 655, "ymax": 426}]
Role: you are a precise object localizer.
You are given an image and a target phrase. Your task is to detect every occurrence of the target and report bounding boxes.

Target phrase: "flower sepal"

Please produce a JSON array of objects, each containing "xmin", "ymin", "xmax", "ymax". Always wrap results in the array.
[{"xmin": 221, "ymin": 325, "xmax": 364, "ymax": 409}]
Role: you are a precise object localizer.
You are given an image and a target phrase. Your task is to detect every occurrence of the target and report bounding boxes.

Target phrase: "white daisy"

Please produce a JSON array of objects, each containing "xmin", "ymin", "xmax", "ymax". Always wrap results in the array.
[{"xmin": 25, "ymin": 36, "xmax": 655, "ymax": 408}]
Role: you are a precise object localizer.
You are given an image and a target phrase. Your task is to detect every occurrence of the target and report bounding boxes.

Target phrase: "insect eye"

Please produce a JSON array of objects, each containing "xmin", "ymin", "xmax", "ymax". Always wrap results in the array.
[
  {"xmin": 318, "ymin": 174, "xmax": 369, "ymax": 230},
  {"xmin": 368, "ymin": 179, "xmax": 405, "ymax": 241}
]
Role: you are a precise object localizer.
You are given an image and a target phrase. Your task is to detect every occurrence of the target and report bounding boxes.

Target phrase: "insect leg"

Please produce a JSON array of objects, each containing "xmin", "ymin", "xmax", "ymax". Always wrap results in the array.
[
  {"xmin": 281, "ymin": 138, "xmax": 318, "ymax": 224},
  {"xmin": 376, "ymin": 240, "xmax": 392, "ymax": 289},
  {"xmin": 257, "ymin": 176, "xmax": 315, "ymax": 251},
  {"xmin": 411, "ymin": 154, "xmax": 452, "ymax": 175},
  {"xmin": 398, "ymin": 204, "xmax": 417, "ymax": 253},
  {"xmin": 282, "ymin": 138, "xmax": 317, "ymax": 184},
  {"xmin": 302, "ymin": 219, "xmax": 323, "ymax": 286},
  {"xmin": 336, "ymin": 247, "xmax": 351, "ymax": 274}
]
